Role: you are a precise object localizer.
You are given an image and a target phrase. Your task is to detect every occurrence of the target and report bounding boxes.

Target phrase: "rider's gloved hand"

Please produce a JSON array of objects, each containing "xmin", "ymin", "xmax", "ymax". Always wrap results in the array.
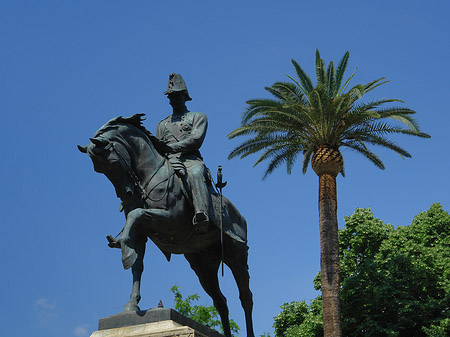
[
  {"xmin": 167, "ymin": 154, "xmax": 187, "ymax": 177},
  {"xmin": 167, "ymin": 143, "xmax": 182, "ymax": 153}
]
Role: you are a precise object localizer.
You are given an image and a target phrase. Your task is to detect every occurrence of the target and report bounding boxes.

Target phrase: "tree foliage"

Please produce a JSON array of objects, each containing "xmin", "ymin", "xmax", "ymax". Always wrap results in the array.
[
  {"xmin": 271, "ymin": 204, "xmax": 450, "ymax": 337},
  {"xmin": 340, "ymin": 204, "xmax": 450, "ymax": 336},
  {"xmin": 273, "ymin": 298, "xmax": 323, "ymax": 337},
  {"xmin": 228, "ymin": 49, "xmax": 429, "ymax": 178},
  {"xmin": 170, "ymin": 286, "xmax": 240, "ymax": 336}
]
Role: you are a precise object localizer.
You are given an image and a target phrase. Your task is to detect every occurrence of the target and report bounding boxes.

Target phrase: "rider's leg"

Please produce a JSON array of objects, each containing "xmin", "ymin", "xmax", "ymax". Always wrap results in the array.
[{"xmin": 185, "ymin": 160, "xmax": 211, "ymax": 232}]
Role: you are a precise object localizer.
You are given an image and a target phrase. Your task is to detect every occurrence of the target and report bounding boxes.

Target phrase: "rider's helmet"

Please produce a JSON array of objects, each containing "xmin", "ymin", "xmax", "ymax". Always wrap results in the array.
[{"xmin": 163, "ymin": 73, "xmax": 192, "ymax": 101}]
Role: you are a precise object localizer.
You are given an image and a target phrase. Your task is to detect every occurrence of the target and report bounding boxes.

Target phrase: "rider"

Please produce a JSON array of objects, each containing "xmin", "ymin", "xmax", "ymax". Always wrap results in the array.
[{"xmin": 156, "ymin": 73, "xmax": 211, "ymax": 233}]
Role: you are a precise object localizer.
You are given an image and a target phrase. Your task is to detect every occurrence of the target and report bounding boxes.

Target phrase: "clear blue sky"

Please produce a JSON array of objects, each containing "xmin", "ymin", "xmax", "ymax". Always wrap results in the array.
[{"xmin": 1, "ymin": 1, "xmax": 449, "ymax": 336}]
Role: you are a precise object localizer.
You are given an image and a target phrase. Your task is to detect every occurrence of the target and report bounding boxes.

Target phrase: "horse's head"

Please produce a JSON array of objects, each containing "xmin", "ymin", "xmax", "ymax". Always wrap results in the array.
[
  {"xmin": 79, "ymin": 115, "xmax": 165, "ymax": 207},
  {"xmin": 78, "ymin": 134, "xmax": 137, "ymax": 203}
]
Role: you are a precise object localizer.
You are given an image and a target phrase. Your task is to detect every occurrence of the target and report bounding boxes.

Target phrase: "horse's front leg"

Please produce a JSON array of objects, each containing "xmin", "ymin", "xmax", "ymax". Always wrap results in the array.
[
  {"xmin": 116, "ymin": 208, "xmax": 171, "ymax": 311},
  {"xmin": 118, "ymin": 208, "xmax": 170, "ymax": 269},
  {"xmin": 118, "ymin": 208, "xmax": 142, "ymax": 270},
  {"xmin": 123, "ymin": 234, "xmax": 146, "ymax": 312}
]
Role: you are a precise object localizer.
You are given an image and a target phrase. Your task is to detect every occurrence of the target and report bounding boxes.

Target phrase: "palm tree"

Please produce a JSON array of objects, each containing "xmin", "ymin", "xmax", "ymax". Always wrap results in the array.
[{"xmin": 227, "ymin": 50, "xmax": 430, "ymax": 337}]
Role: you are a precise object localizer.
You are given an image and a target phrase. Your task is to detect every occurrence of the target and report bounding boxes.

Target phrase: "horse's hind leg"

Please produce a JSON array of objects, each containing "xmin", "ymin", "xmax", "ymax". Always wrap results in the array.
[
  {"xmin": 184, "ymin": 250, "xmax": 232, "ymax": 337},
  {"xmin": 225, "ymin": 240, "xmax": 255, "ymax": 337}
]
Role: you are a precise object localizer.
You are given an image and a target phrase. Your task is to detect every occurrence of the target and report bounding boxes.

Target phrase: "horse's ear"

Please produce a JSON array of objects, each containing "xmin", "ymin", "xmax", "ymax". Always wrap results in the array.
[
  {"xmin": 90, "ymin": 137, "xmax": 108, "ymax": 147},
  {"xmin": 78, "ymin": 145, "xmax": 88, "ymax": 153}
]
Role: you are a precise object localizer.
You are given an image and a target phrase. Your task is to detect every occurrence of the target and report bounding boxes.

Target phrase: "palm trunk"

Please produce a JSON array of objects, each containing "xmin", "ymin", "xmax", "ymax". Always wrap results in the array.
[{"xmin": 318, "ymin": 172, "xmax": 342, "ymax": 337}]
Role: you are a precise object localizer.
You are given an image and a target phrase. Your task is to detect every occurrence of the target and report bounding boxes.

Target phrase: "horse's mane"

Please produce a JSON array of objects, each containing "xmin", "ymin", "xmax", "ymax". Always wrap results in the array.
[
  {"xmin": 94, "ymin": 114, "xmax": 167, "ymax": 155},
  {"xmin": 94, "ymin": 113, "xmax": 150, "ymax": 138}
]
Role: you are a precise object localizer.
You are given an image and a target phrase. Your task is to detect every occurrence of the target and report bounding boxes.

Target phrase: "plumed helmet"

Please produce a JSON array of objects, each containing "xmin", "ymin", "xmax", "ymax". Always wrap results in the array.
[{"xmin": 163, "ymin": 73, "xmax": 192, "ymax": 101}]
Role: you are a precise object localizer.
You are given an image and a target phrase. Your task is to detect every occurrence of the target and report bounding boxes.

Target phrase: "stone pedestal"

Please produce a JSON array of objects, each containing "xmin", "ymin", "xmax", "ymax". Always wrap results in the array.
[{"xmin": 90, "ymin": 308, "xmax": 224, "ymax": 337}]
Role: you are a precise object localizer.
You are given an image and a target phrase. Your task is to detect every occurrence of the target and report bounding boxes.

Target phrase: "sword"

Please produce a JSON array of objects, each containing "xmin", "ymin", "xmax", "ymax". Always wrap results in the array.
[{"xmin": 215, "ymin": 165, "xmax": 227, "ymax": 277}]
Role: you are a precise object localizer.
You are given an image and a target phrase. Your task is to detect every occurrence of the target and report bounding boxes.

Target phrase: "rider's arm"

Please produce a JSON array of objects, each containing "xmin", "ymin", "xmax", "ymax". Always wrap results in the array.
[
  {"xmin": 156, "ymin": 119, "xmax": 165, "ymax": 140},
  {"xmin": 152, "ymin": 118, "xmax": 173, "ymax": 154}
]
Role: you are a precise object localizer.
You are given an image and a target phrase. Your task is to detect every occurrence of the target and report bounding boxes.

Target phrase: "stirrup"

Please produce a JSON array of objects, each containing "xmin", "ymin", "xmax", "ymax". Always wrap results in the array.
[
  {"xmin": 193, "ymin": 212, "xmax": 209, "ymax": 233},
  {"xmin": 107, "ymin": 235, "xmax": 121, "ymax": 248}
]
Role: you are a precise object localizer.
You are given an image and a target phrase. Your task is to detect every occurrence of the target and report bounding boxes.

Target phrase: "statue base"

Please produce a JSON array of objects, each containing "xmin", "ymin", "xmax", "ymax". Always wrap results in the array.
[{"xmin": 90, "ymin": 308, "xmax": 224, "ymax": 337}]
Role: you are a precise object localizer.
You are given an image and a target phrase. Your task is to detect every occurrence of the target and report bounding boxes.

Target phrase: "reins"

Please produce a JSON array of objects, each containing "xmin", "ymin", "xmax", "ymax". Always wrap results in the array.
[{"xmin": 110, "ymin": 142, "xmax": 173, "ymax": 206}]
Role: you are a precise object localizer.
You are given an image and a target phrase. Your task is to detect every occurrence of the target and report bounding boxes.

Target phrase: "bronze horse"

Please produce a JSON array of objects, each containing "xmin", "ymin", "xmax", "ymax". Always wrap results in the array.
[{"xmin": 78, "ymin": 114, "xmax": 254, "ymax": 337}]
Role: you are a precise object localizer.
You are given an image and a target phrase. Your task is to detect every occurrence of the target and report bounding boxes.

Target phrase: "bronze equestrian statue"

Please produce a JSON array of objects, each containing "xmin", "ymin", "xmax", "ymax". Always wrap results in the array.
[{"xmin": 78, "ymin": 74, "xmax": 255, "ymax": 337}]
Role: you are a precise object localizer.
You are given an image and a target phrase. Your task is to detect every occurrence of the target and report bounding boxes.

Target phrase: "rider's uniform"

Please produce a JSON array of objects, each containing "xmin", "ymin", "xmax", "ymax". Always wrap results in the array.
[{"xmin": 156, "ymin": 111, "xmax": 211, "ymax": 222}]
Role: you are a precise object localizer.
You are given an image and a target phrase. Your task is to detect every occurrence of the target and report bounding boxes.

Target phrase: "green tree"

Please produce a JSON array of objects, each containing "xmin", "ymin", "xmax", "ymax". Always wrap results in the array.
[
  {"xmin": 273, "ymin": 204, "xmax": 450, "ymax": 337},
  {"xmin": 273, "ymin": 298, "xmax": 323, "ymax": 337},
  {"xmin": 422, "ymin": 318, "xmax": 450, "ymax": 337},
  {"xmin": 170, "ymin": 286, "xmax": 240, "ymax": 336},
  {"xmin": 338, "ymin": 208, "xmax": 396, "ymax": 336},
  {"xmin": 228, "ymin": 50, "xmax": 430, "ymax": 336},
  {"xmin": 340, "ymin": 204, "xmax": 450, "ymax": 336}
]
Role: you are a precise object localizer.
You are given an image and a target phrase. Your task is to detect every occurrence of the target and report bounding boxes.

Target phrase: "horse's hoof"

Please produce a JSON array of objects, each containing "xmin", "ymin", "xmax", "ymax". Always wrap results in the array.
[
  {"xmin": 123, "ymin": 302, "xmax": 140, "ymax": 312},
  {"xmin": 122, "ymin": 249, "xmax": 138, "ymax": 270}
]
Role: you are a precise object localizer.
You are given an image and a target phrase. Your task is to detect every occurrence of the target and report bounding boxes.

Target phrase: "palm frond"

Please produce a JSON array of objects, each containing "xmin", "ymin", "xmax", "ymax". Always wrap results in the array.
[
  {"xmin": 347, "ymin": 83, "xmax": 365, "ymax": 100},
  {"xmin": 242, "ymin": 98, "xmax": 283, "ymax": 124},
  {"xmin": 338, "ymin": 67, "xmax": 358, "ymax": 96},
  {"xmin": 315, "ymin": 49, "xmax": 326, "ymax": 86},
  {"xmin": 271, "ymin": 81, "xmax": 305, "ymax": 103},
  {"xmin": 340, "ymin": 164, "xmax": 345, "ymax": 177},
  {"xmin": 228, "ymin": 133, "xmax": 292, "ymax": 159},
  {"xmin": 262, "ymin": 147, "xmax": 300, "ymax": 179},
  {"xmin": 327, "ymin": 60, "xmax": 336, "ymax": 96},
  {"xmin": 264, "ymin": 86, "xmax": 286, "ymax": 102},
  {"xmin": 302, "ymin": 149, "xmax": 314, "ymax": 174},
  {"xmin": 373, "ymin": 107, "xmax": 421, "ymax": 132},
  {"xmin": 348, "ymin": 99, "xmax": 403, "ymax": 117},
  {"xmin": 342, "ymin": 142, "xmax": 385, "ymax": 169},
  {"xmin": 346, "ymin": 134, "xmax": 412, "ymax": 158},
  {"xmin": 256, "ymin": 143, "xmax": 301, "ymax": 171},
  {"xmin": 335, "ymin": 51, "xmax": 350, "ymax": 92},
  {"xmin": 363, "ymin": 77, "xmax": 390, "ymax": 94},
  {"xmin": 252, "ymin": 111, "xmax": 308, "ymax": 130},
  {"xmin": 227, "ymin": 122, "xmax": 289, "ymax": 139},
  {"xmin": 291, "ymin": 59, "xmax": 314, "ymax": 93},
  {"xmin": 285, "ymin": 149, "xmax": 298, "ymax": 174}
]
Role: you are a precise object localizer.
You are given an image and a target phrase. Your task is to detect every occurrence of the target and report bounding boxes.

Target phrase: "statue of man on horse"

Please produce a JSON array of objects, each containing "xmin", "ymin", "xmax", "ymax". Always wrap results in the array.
[{"xmin": 78, "ymin": 73, "xmax": 255, "ymax": 337}]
